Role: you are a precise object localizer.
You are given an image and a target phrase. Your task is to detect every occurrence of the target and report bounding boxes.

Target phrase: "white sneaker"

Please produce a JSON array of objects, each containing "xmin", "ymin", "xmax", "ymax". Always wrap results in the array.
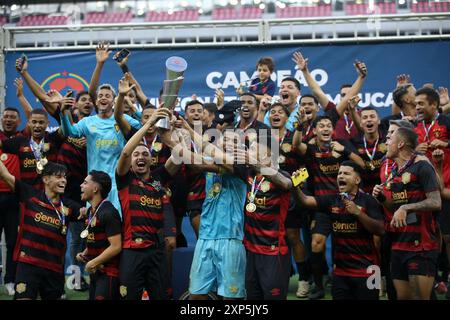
[
  {"xmin": 5, "ymin": 283, "xmax": 15, "ymax": 296},
  {"xmin": 296, "ymin": 280, "xmax": 310, "ymax": 298}
]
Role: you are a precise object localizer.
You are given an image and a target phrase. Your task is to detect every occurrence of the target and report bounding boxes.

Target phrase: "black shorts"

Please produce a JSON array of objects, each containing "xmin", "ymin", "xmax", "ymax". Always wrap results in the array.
[
  {"xmin": 245, "ymin": 251, "xmax": 291, "ymax": 300},
  {"xmin": 89, "ymin": 272, "xmax": 119, "ymax": 300},
  {"xmin": 391, "ymin": 250, "xmax": 438, "ymax": 281},
  {"xmin": 170, "ymin": 176, "xmax": 187, "ymax": 218},
  {"xmin": 331, "ymin": 275, "xmax": 379, "ymax": 300},
  {"xmin": 285, "ymin": 195, "xmax": 308, "ymax": 229},
  {"xmin": 437, "ymin": 199, "xmax": 450, "ymax": 235},
  {"xmin": 14, "ymin": 262, "xmax": 64, "ymax": 300},
  {"xmin": 119, "ymin": 246, "xmax": 170, "ymax": 300},
  {"xmin": 310, "ymin": 211, "xmax": 332, "ymax": 237}
]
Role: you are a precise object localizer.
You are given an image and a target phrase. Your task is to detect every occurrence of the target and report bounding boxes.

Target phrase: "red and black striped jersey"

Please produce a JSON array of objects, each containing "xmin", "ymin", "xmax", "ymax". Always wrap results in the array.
[
  {"xmin": 183, "ymin": 165, "xmax": 206, "ymax": 212},
  {"xmin": 304, "ymin": 143, "xmax": 351, "ymax": 196},
  {"xmin": 316, "ymin": 192, "xmax": 383, "ymax": 277},
  {"xmin": 350, "ymin": 134, "xmax": 387, "ymax": 193},
  {"xmin": 0, "ymin": 130, "xmax": 24, "ymax": 192},
  {"xmin": 243, "ymin": 173, "xmax": 290, "ymax": 256},
  {"xmin": 379, "ymin": 158, "xmax": 396, "ymax": 232},
  {"xmin": 2, "ymin": 132, "xmax": 64, "ymax": 190},
  {"xmin": 57, "ymin": 137, "xmax": 87, "ymax": 204},
  {"xmin": 116, "ymin": 168, "xmax": 174, "ymax": 249},
  {"xmin": 278, "ymin": 130, "xmax": 302, "ymax": 174},
  {"xmin": 13, "ymin": 180, "xmax": 81, "ymax": 273},
  {"xmin": 85, "ymin": 201, "xmax": 122, "ymax": 277},
  {"xmin": 384, "ymin": 160, "xmax": 440, "ymax": 252},
  {"xmin": 415, "ymin": 113, "xmax": 450, "ymax": 188}
]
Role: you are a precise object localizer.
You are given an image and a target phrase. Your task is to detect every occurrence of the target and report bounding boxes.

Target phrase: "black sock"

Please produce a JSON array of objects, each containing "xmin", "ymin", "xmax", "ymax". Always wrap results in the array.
[
  {"xmin": 311, "ymin": 252, "xmax": 324, "ymax": 289},
  {"xmin": 297, "ymin": 261, "xmax": 309, "ymax": 282}
]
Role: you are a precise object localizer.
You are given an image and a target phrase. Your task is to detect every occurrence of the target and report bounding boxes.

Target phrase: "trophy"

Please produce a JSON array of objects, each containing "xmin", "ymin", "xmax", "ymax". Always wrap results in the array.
[{"xmin": 156, "ymin": 56, "xmax": 188, "ymax": 129}]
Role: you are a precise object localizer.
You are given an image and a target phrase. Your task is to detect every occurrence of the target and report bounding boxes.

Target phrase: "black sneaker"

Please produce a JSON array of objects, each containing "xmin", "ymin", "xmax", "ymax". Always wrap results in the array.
[
  {"xmin": 308, "ymin": 285, "xmax": 325, "ymax": 300},
  {"xmin": 74, "ymin": 277, "xmax": 89, "ymax": 292}
]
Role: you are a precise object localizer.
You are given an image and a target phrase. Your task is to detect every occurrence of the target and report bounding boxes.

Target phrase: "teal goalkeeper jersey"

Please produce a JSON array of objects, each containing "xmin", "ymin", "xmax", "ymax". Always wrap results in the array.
[{"xmin": 199, "ymin": 171, "xmax": 247, "ymax": 240}]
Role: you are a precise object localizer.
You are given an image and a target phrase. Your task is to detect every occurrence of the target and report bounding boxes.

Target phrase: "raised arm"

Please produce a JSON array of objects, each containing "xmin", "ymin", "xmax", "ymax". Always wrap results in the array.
[
  {"xmin": 293, "ymin": 178, "xmax": 319, "ymax": 210},
  {"xmin": 16, "ymin": 57, "xmax": 57, "ymax": 113},
  {"xmin": 0, "ymin": 158, "xmax": 16, "ymax": 191},
  {"xmin": 333, "ymin": 61, "xmax": 367, "ymax": 117},
  {"xmin": 116, "ymin": 108, "xmax": 171, "ymax": 177},
  {"xmin": 292, "ymin": 51, "xmax": 329, "ymax": 109},
  {"xmin": 89, "ymin": 42, "xmax": 111, "ymax": 101},
  {"xmin": 14, "ymin": 78, "xmax": 33, "ymax": 120},
  {"xmin": 114, "ymin": 73, "xmax": 136, "ymax": 137},
  {"xmin": 292, "ymin": 108, "xmax": 308, "ymax": 156},
  {"xmin": 347, "ymin": 95, "xmax": 363, "ymax": 133}
]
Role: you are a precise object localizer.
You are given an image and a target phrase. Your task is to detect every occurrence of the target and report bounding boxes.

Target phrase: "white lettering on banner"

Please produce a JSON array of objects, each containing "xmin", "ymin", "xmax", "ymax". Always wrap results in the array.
[
  {"xmin": 206, "ymin": 68, "xmax": 328, "ymax": 90},
  {"xmin": 150, "ymin": 92, "xmax": 393, "ymax": 111}
]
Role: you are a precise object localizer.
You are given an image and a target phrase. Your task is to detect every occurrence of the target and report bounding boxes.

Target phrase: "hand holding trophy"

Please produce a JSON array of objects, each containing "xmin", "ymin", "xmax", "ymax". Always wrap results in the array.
[{"xmin": 156, "ymin": 56, "xmax": 188, "ymax": 129}]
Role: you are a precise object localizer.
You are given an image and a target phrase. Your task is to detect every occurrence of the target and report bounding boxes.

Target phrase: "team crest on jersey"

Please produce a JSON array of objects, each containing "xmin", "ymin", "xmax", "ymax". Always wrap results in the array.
[
  {"xmin": 165, "ymin": 188, "xmax": 172, "ymax": 198},
  {"xmin": 260, "ymin": 181, "xmax": 271, "ymax": 193},
  {"xmin": 331, "ymin": 207, "xmax": 340, "ymax": 214},
  {"xmin": 401, "ymin": 172, "xmax": 411, "ymax": 184},
  {"xmin": 120, "ymin": 285, "xmax": 127, "ymax": 297},
  {"xmin": 153, "ymin": 142, "xmax": 162, "ymax": 152},
  {"xmin": 43, "ymin": 143, "xmax": 50, "ymax": 152},
  {"xmin": 281, "ymin": 143, "xmax": 292, "ymax": 153},
  {"xmin": 90, "ymin": 126, "xmax": 97, "ymax": 132},
  {"xmin": 16, "ymin": 283, "xmax": 27, "ymax": 294},
  {"xmin": 0, "ymin": 154, "xmax": 7, "ymax": 161},
  {"xmin": 433, "ymin": 128, "xmax": 442, "ymax": 138},
  {"xmin": 114, "ymin": 124, "xmax": 120, "ymax": 132}
]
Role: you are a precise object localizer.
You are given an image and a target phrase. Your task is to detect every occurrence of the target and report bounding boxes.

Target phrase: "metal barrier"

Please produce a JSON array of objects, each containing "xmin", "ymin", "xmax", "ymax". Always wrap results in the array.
[{"xmin": 1, "ymin": 12, "xmax": 449, "ymax": 51}]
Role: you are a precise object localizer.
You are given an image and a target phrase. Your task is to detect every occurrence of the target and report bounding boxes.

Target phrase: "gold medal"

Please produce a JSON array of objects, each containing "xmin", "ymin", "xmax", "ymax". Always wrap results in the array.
[
  {"xmin": 212, "ymin": 182, "xmax": 221, "ymax": 193},
  {"xmin": 0, "ymin": 153, "xmax": 7, "ymax": 161},
  {"xmin": 36, "ymin": 161, "xmax": 44, "ymax": 173},
  {"xmin": 61, "ymin": 225, "xmax": 67, "ymax": 235},
  {"xmin": 80, "ymin": 229, "xmax": 89, "ymax": 239},
  {"xmin": 91, "ymin": 216, "xmax": 97, "ymax": 227},
  {"xmin": 278, "ymin": 155, "xmax": 286, "ymax": 164},
  {"xmin": 281, "ymin": 143, "xmax": 292, "ymax": 153},
  {"xmin": 386, "ymin": 182, "xmax": 391, "ymax": 190},
  {"xmin": 369, "ymin": 162, "xmax": 375, "ymax": 171},
  {"xmin": 152, "ymin": 142, "xmax": 162, "ymax": 152},
  {"xmin": 246, "ymin": 203, "xmax": 256, "ymax": 213},
  {"xmin": 260, "ymin": 181, "xmax": 271, "ymax": 193}
]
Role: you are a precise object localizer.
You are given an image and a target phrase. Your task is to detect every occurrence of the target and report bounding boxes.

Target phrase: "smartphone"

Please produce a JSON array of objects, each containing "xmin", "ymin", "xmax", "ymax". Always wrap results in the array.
[
  {"xmin": 66, "ymin": 90, "xmax": 73, "ymax": 97},
  {"xmin": 17, "ymin": 53, "xmax": 27, "ymax": 72},
  {"xmin": 292, "ymin": 168, "xmax": 309, "ymax": 187},
  {"xmin": 114, "ymin": 48, "xmax": 130, "ymax": 63},
  {"xmin": 355, "ymin": 60, "xmax": 367, "ymax": 77}
]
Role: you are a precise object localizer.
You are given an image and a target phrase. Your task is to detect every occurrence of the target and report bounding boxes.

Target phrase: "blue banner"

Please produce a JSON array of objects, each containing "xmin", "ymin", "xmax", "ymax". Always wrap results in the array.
[{"xmin": 5, "ymin": 40, "xmax": 450, "ymax": 129}]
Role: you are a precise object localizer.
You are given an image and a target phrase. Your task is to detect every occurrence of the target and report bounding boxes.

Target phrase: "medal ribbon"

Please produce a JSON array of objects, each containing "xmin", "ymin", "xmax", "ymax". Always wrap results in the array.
[
  {"xmin": 249, "ymin": 176, "xmax": 265, "ymax": 202},
  {"xmin": 422, "ymin": 113, "xmax": 439, "ymax": 142},
  {"xmin": 344, "ymin": 113, "xmax": 353, "ymax": 134},
  {"xmin": 383, "ymin": 154, "xmax": 416, "ymax": 187},
  {"xmin": 30, "ymin": 138, "xmax": 45, "ymax": 161},
  {"xmin": 83, "ymin": 199, "xmax": 107, "ymax": 234},
  {"xmin": 46, "ymin": 196, "xmax": 66, "ymax": 228},
  {"xmin": 363, "ymin": 136, "xmax": 379, "ymax": 162}
]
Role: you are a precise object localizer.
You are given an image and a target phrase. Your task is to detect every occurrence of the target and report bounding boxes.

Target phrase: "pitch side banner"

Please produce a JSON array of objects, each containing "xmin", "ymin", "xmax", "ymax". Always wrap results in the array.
[{"xmin": 5, "ymin": 40, "xmax": 450, "ymax": 129}]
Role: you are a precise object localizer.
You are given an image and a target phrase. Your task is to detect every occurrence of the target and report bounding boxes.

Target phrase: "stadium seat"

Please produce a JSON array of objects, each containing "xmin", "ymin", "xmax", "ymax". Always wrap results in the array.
[{"xmin": 275, "ymin": 4, "xmax": 331, "ymax": 18}]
